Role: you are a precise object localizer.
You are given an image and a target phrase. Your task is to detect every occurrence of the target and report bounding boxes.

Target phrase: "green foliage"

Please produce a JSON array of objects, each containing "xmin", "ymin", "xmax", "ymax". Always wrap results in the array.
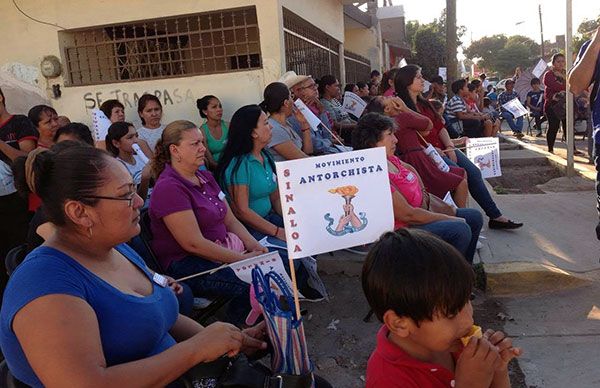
[
  {"xmin": 463, "ymin": 35, "xmax": 508, "ymax": 70},
  {"xmin": 573, "ymin": 17, "xmax": 599, "ymax": 54},
  {"xmin": 494, "ymin": 45, "xmax": 533, "ymax": 78},
  {"xmin": 412, "ymin": 25, "xmax": 446, "ymax": 79}
]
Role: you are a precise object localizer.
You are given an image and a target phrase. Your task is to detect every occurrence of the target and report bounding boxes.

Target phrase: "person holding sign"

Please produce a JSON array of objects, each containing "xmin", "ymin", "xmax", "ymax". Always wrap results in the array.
[
  {"xmin": 353, "ymin": 113, "xmax": 482, "ymax": 263},
  {"xmin": 365, "ymin": 96, "xmax": 469, "ymax": 208},
  {"xmin": 498, "ymin": 79, "xmax": 524, "ymax": 138},
  {"xmin": 263, "ymin": 82, "xmax": 314, "ymax": 161},
  {"xmin": 395, "ymin": 66, "xmax": 523, "ymax": 230},
  {"xmin": 149, "ymin": 120, "xmax": 268, "ymax": 324},
  {"xmin": 280, "ymin": 71, "xmax": 342, "ymax": 155},
  {"xmin": 1, "ymin": 145, "xmax": 267, "ymax": 387},
  {"xmin": 318, "ymin": 75, "xmax": 356, "ymax": 145}
]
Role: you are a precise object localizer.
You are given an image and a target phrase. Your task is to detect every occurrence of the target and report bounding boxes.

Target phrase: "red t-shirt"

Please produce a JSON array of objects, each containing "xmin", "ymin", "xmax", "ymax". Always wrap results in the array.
[
  {"xmin": 367, "ymin": 326, "xmax": 458, "ymax": 388},
  {"xmin": 419, "ymin": 102, "xmax": 445, "ymax": 149}
]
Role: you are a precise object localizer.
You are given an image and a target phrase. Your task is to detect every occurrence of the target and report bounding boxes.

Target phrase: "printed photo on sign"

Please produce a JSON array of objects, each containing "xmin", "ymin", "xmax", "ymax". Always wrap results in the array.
[
  {"xmin": 466, "ymin": 137, "xmax": 502, "ymax": 178},
  {"xmin": 502, "ymin": 98, "xmax": 528, "ymax": 118},
  {"xmin": 342, "ymin": 91, "xmax": 367, "ymax": 118},
  {"xmin": 275, "ymin": 147, "xmax": 394, "ymax": 258}
]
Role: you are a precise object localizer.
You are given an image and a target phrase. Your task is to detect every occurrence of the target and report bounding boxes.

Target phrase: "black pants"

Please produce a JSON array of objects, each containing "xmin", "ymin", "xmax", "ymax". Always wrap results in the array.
[
  {"xmin": 533, "ymin": 115, "xmax": 545, "ymax": 131},
  {"xmin": 546, "ymin": 106, "xmax": 567, "ymax": 152}
]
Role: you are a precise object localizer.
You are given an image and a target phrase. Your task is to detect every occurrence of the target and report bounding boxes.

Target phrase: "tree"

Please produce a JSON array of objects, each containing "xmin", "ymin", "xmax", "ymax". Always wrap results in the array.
[
  {"xmin": 573, "ymin": 17, "xmax": 599, "ymax": 54},
  {"xmin": 505, "ymin": 35, "xmax": 541, "ymax": 59},
  {"xmin": 494, "ymin": 45, "xmax": 532, "ymax": 78},
  {"xmin": 413, "ymin": 25, "xmax": 446, "ymax": 79},
  {"xmin": 463, "ymin": 35, "xmax": 507, "ymax": 70}
]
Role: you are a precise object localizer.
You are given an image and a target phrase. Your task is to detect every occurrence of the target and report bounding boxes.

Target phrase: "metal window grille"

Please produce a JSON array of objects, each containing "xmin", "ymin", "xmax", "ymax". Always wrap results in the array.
[
  {"xmin": 344, "ymin": 50, "xmax": 370, "ymax": 84},
  {"xmin": 283, "ymin": 8, "xmax": 340, "ymax": 81},
  {"xmin": 59, "ymin": 7, "xmax": 262, "ymax": 86}
]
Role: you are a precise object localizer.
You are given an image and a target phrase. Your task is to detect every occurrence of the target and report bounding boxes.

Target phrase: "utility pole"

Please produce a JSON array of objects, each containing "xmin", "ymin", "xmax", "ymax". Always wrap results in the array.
[
  {"xmin": 446, "ymin": 0, "xmax": 457, "ymax": 95},
  {"xmin": 539, "ymin": 4, "xmax": 545, "ymax": 58},
  {"xmin": 566, "ymin": 0, "xmax": 574, "ymax": 176}
]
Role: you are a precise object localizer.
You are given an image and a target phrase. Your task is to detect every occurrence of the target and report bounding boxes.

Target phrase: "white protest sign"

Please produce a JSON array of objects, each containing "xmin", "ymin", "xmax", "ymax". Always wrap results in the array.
[
  {"xmin": 342, "ymin": 91, "xmax": 367, "ymax": 118},
  {"xmin": 466, "ymin": 137, "xmax": 502, "ymax": 178},
  {"xmin": 532, "ymin": 58, "xmax": 548, "ymax": 79},
  {"xmin": 502, "ymin": 98, "xmax": 528, "ymax": 118},
  {"xmin": 275, "ymin": 147, "xmax": 394, "ymax": 258},
  {"xmin": 294, "ymin": 99, "xmax": 322, "ymax": 132},
  {"xmin": 438, "ymin": 67, "xmax": 447, "ymax": 81},
  {"xmin": 443, "ymin": 192, "xmax": 457, "ymax": 207},
  {"xmin": 423, "ymin": 144, "xmax": 450, "ymax": 172},
  {"xmin": 399, "ymin": 58, "xmax": 408, "ymax": 68},
  {"xmin": 229, "ymin": 251, "xmax": 305, "ymax": 298},
  {"xmin": 91, "ymin": 109, "xmax": 112, "ymax": 141},
  {"xmin": 132, "ymin": 143, "xmax": 149, "ymax": 164}
]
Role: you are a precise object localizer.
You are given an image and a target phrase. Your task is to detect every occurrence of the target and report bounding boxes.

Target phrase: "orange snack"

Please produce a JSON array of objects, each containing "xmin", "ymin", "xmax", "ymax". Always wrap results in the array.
[{"xmin": 460, "ymin": 325, "xmax": 482, "ymax": 346}]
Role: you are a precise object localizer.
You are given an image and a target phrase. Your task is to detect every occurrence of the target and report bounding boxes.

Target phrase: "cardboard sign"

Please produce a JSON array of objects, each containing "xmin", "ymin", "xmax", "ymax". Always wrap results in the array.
[
  {"xmin": 275, "ymin": 147, "xmax": 394, "ymax": 258},
  {"xmin": 132, "ymin": 143, "xmax": 149, "ymax": 164},
  {"xmin": 91, "ymin": 108, "xmax": 112, "ymax": 141},
  {"xmin": 466, "ymin": 137, "xmax": 502, "ymax": 178},
  {"xmin": 502, "ymin": 98, "xmax": 528, "ymax": 118},
  {"xmin": 294, "ymin": 99, "xmax": 322, "ymax": 132},
  {"xmin": 438, "ymin": 67, "xmax": 447, "ymax": 82},
  {"xmin": 342, "ymin": 91, "xmax": 367, "ymax": 118},
  {"xmin": 532, "ymin": 58, "xmax": 548, "ymax": 79}
]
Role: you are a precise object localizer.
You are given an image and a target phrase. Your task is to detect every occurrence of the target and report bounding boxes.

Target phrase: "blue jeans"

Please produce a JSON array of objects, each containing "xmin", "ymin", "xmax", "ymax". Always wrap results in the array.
[
  {"xmin": 444, "ymin": 150, "xmax": 502, "ymax": 219},
  {"xmin": 500, "ymin": 111, "xmax": 523, "ymax": 133},
  {"xmin": 413, "ymin": 208, "xmax": 483, "ymax": 263},
  {"xmin": 168, "ymin": 256, "xmax": 250, "ymax": 326}
]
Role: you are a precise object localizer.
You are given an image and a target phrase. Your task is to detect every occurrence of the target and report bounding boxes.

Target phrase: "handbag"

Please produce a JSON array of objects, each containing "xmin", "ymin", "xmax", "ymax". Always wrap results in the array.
[
  {"xmin": 251, "ymin": 267, "xmax": 314, "ymax": 388},
  {"xmin": 427, "ymin": 193, "xmax": 457, "ymax": 216}
]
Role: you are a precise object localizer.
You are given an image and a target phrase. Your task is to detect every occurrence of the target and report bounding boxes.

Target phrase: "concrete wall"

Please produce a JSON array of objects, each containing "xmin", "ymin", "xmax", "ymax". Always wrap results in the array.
[
  {"xmin": 344, "ymin": 28, "xmax": 377, "ymax": 59},
  {"xmin": 0, "ymin": 0, "xmax": 284, "ymax": 126},
  {"xmin": 279, "ymin": 0, "xmax": 344, "ymax": 43}
]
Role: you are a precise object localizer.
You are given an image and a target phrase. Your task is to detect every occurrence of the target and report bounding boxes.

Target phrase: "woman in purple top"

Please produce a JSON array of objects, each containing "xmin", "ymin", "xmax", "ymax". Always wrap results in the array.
[{"xmin": 149, "ymin": 120, "xmax": 268, "ymax": 324}]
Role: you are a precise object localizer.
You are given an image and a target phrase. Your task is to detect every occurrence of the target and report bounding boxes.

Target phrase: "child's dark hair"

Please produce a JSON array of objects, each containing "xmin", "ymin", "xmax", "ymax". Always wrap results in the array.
[
  {"xmin": 28, "ymin": 105, "xmax": 57, "ymax": 128},
  {"xmin": 483, "ymin": 97, "xmax": 492, "ymax": 108},
  {"xmin": 357, "ymin": 81, "xmax": 368, "ymax": 90},
  {"xmin": 429, "ymin": 99, "xmax": 444, "ymax": 112},
  {"xmin": 53, "ymin": 123, "xmax": 94, "ymax": 145},
  {"xmin": 344, "ymin": 83, "xmax": 356, "ymax": 93},
  {"xmin": 196, "ymin": 95, "xmax": 218, "ymax": 119},
  {"xmin": 451, "ymin": 79, "xmax": 467, "ymax": 95},
  {"xmin": 530, "ymin": 77, "xmax": 541, "ymax": 86},
  {"xmin": 317, "ymin": 75, "xmax": 337, "ymax": 97},
  {"xmin": 99, "ymin": 99, "xmax": 124, "ymax": 120},
  {"xmin": 362, "ymin": 229, "xmax": 474, "ymax": 324},
  {"xmin": 105, "ymin": 121, "xmax": 134, "ymax": 157}
]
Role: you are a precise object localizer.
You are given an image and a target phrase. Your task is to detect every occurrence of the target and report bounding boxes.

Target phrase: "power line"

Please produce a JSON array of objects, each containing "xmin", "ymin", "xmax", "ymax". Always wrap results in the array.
[{"xmin": 11, "ymin": 0, "xmax": 66, "ymax": 30}]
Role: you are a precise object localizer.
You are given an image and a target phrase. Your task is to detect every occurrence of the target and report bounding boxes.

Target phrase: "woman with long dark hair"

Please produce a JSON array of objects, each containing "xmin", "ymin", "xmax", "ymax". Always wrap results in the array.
[
  {"xmin": 318, "ymin": 75, "xmax": 356, "ymax": 144},
  {"xmin": 196, "ymin": 95, "xmax": 229, "ymax": 169},
  {"xmin": 395, "ymin": 65, "xmax": 523, "ymax": 230}
]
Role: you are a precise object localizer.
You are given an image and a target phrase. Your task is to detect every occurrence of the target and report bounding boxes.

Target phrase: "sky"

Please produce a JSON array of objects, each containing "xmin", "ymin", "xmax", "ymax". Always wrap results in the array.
[{"xmin": 387, "ymin": 0, "xmax": 600, "ymax": 47}]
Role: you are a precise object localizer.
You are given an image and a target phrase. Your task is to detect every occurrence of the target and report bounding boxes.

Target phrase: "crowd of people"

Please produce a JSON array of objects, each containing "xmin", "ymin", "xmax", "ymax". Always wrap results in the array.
[{"xmin": 0, "ymin": 61, "xmax": 529, "ymax": 386}]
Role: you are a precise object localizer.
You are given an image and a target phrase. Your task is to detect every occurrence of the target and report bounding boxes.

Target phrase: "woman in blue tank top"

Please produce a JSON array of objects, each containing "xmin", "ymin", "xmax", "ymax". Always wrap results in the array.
[{"xmin": 0, "ymin": 145, "xmax": 266, "ymax": 387}]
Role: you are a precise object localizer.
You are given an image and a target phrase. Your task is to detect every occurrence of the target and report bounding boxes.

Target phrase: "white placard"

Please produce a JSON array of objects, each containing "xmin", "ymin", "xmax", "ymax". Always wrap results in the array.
[
  {"xmin": 229, "ymin": 251, "xmax": 305, "ymax": 298},
  {"xmin": 132, "ymin": 143, "xmax": 149, "ymax": 164},
  {"xmin": 532, "ymin": 58, "xmax": 548, "ymax": 79},
  {"xmin": 399, "ymin": 58, "xmax": 408, "ymax": 68},
  {"xmin": 443, "ymin": 192, "xmax": 457, "ymax": 207},
  {"xmin": 501, "ymin": 98, "xmax": 528, "ymax": 118},
  {"xmin": 275, "ymin": 147, "xmax": 394, "ymax": 258},
  {"xmin": 438, "ymin": 67, "xmax": 447, "ymax": 81},
  {"xmin": 423, "ymin": 144, "xmax": 450, "ymax": 172},
  {"xmin": 342, "ymin": 91, "xmax": 368, "ymax": 118},
  {"xmin": 91, "ymin": 109, "xmax": 112, "ymax": 141},
  {"xmin": 466, "ymin": 137, "xmax": 502, "ymax": 178},
  {"xmin": 294, "ymin": 99, "xmax": 322, "ymax": 132}
]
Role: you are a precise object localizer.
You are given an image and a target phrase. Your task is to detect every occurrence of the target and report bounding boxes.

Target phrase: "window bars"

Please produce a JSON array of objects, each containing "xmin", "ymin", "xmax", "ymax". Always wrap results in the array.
[{"xmin": 59, "ymin": 7, "xmax": 262, "ymax": 86}]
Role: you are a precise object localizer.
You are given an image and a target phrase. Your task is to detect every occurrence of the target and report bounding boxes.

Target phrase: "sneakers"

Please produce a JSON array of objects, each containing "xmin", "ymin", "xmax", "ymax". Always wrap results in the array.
[{"xmin": 344, "ymin": 244, "xmax": 372, "ymax": 255}]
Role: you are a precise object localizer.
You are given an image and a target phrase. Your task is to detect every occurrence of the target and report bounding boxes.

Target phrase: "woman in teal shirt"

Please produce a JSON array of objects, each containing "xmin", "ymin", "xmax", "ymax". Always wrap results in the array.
[
  {"xmin": 196, "ymin": 95, "xmax": 229, "ymax": 170},
  {"xmin": 217, "ymin": 104, "xmax": 286, "ymax": 245}
]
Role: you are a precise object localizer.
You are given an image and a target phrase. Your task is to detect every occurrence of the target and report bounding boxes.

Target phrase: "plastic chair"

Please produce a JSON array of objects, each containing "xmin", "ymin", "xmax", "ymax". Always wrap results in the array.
[
  {"xmin": 4, "ymin": 244, "xmax": 27, "ymax": 277},
  {"xmin": 0, "ymin": 360, "xmax": 28, "ymax": 388}
]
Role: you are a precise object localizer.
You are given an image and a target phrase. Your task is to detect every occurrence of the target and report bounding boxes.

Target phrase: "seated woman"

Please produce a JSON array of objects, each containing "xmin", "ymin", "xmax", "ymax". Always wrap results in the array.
[
  {"xmin": 149, "ymin": 120, "xmax": 268, "ymax": 324},
  {"xmin": 1, "ymin": 144, "xmax": 266, "ymax": 387},
  {"xmin": 365, "ymin": 96, "xmax": 469, "ymax": 207},
  {"xmin": 353, "ymin": 113, "xmax": 483, "ymax": 263},
  {"xmin": 137, "ymin": 94, "xmax": 166, "ymax": 154},
  {"xmin": 263, "ymin": 82, "xmax": 313, "ymax": 161},
  {"xmin": 196, "ymin": 95, "xmax": 229, "ymax": 170},
  {"xmin": 378, "ymin": 68, "xmax": 400, "ymax": 97},
  {"xmin": 100, "ymin": 99, "xmax": 126, "ymax": 123},
  {"xmin": 318, "ymin": 75, "xmax": 356, "ymax": 145},
  {"xmin": 217, "ymin": 105, "xmax": 286, "ymax": 244},
  {"xmin": 53, "ymin": 122, "xmax": 95, "ymax": 145},
  {"xmin": 28, "ymin": 105, "xmax": 59, "ymax": 149},
  {"xmin": 395, "ymin": 67, "xmax": 523, "ymax": 230},
  {"xmin": 105, "ymin": 122, "xmax": 152, "ymax": 202}
]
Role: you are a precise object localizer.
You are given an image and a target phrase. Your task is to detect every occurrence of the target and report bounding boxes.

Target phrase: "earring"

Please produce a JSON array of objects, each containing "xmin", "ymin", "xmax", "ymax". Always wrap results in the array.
[{"xmin": 88, "ymin": 226, "xmax": 93, "ymax": 239}]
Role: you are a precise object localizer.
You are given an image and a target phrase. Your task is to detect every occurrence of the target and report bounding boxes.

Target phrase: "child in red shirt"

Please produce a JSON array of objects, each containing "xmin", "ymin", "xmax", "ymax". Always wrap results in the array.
[{"xmin": 362, "ymin": 230, "xmax": 522, "ymax": 387}]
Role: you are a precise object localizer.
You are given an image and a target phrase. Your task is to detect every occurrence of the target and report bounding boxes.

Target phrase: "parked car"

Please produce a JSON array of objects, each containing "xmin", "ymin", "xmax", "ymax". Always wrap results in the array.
[{"xmin": 495, "ymin": 78, "xmax": 511, "ymax": 93}]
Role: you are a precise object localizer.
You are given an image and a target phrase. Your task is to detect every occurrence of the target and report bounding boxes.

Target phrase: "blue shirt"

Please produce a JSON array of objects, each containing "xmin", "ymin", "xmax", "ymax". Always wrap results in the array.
[
  {"xmin": 0, "ymin": 244, "xmax": 179, "ymax": 387},
  {"xmin": 222, "ymin": 152, "xmax": 278, "ymax": 217},
  {"xmin": 526, "ymin": 90, "xmax": 544, "ymax": 116},
  {"xmin": 288, "ymin": 113, "xmax": 339, "ymax": 155},
  {"xmin": 575, "ymin": 40, "xmax": 600, "ymax": 131}
]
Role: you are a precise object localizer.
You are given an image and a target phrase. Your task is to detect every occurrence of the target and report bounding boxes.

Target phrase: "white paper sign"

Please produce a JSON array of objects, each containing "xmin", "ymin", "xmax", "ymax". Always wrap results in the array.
[
  {"xmin": 91, "ymin": 109, "xmax": 112, "ymax": 141},
  {"xmin": 342, "ymin": 91, "xmax": 367, "ymax": 118},
  {"xmin": 275, "ymin": 147, "xmax": 394, "ymax": 258},
  {"xmin": 423, "ymin": 144, "xmax": 450, "ymax": 172},
  {"xmin": 132, "ymin": 143, "xmax": 149, "ymax": 164},
  {"xmin": 466, "ymin": 137, "xmax": 502, "ymax": 178},
  {"xmin": 532, "ymin": 58, "xmax": 548, "ymax": 79},
  {"xmin": 294, "ymin": 99, "xmax": 322, "ymax": 132},
  {"xmin": 399, "ymin": 58, "xmax": 408, "ymax": 68},
  {"xmin": 229, "ymin": 251, "xmax": 305, "ymax": 298},
  {"xmin": 443, "ymin": 192, "xmax": 457, "ymax": 207},
  {"xmin": 502, "ymin": 98, "xmax": 528, "ymax": 118},
  {"xmin": 438, "ymin": 67, "xmax": 447, "ymax": 81}
]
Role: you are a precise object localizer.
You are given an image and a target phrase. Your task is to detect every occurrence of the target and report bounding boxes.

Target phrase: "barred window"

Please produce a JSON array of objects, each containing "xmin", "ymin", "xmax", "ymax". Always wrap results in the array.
[
  {"xmin": 59, "ymin": 7, "xmax": 262, "ymax": 86},
  {"xmin": 344, "ymin": 50, "xmax": 371, "ymax": 84},
  {"xmin": 283, "ymin": 8, "xmax": 340, "ymax": 81}
]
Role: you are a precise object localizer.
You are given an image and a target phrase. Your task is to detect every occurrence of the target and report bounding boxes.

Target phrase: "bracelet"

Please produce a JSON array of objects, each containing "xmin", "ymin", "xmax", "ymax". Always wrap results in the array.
[
  {"xmin": 301, "ymin": 127, "xmax": 310, "ymax": 132},
  {"xmin": 272, "ymin": 226, "xmax": 279, "ymax": 237}
]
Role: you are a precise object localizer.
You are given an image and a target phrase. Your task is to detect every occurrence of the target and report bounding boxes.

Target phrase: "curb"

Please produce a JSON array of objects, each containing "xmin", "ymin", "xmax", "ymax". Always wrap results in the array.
[{"xmin": 498, "ymin": 134, "xmax": 595, "ymax": 182}]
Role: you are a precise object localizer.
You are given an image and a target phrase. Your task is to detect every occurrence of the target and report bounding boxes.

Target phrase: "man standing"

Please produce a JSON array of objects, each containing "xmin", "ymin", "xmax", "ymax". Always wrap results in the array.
[
  {"xmin": 498, "ymin": 79, "xmax": 524, "ymax": 138},
  {"xmin": 569, "ymin": 27, "xmax": 600, "ymax": 240}
]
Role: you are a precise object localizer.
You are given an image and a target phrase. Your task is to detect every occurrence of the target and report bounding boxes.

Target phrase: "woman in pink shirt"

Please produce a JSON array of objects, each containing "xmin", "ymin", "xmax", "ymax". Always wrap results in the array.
[{"xmin": 352, "ymin": 113, "xmax": 483, "ymax": 263}]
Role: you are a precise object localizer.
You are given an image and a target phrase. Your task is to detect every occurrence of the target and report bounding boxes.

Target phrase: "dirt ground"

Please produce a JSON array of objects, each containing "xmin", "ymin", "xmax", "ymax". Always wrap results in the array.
[
  {"xmin": 488, "ymin": 164, "xmax": 562, "ymax": 194},
  {"xmin": 303, "ymin": 270, "xmax": 527, "ymax": 387}
]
